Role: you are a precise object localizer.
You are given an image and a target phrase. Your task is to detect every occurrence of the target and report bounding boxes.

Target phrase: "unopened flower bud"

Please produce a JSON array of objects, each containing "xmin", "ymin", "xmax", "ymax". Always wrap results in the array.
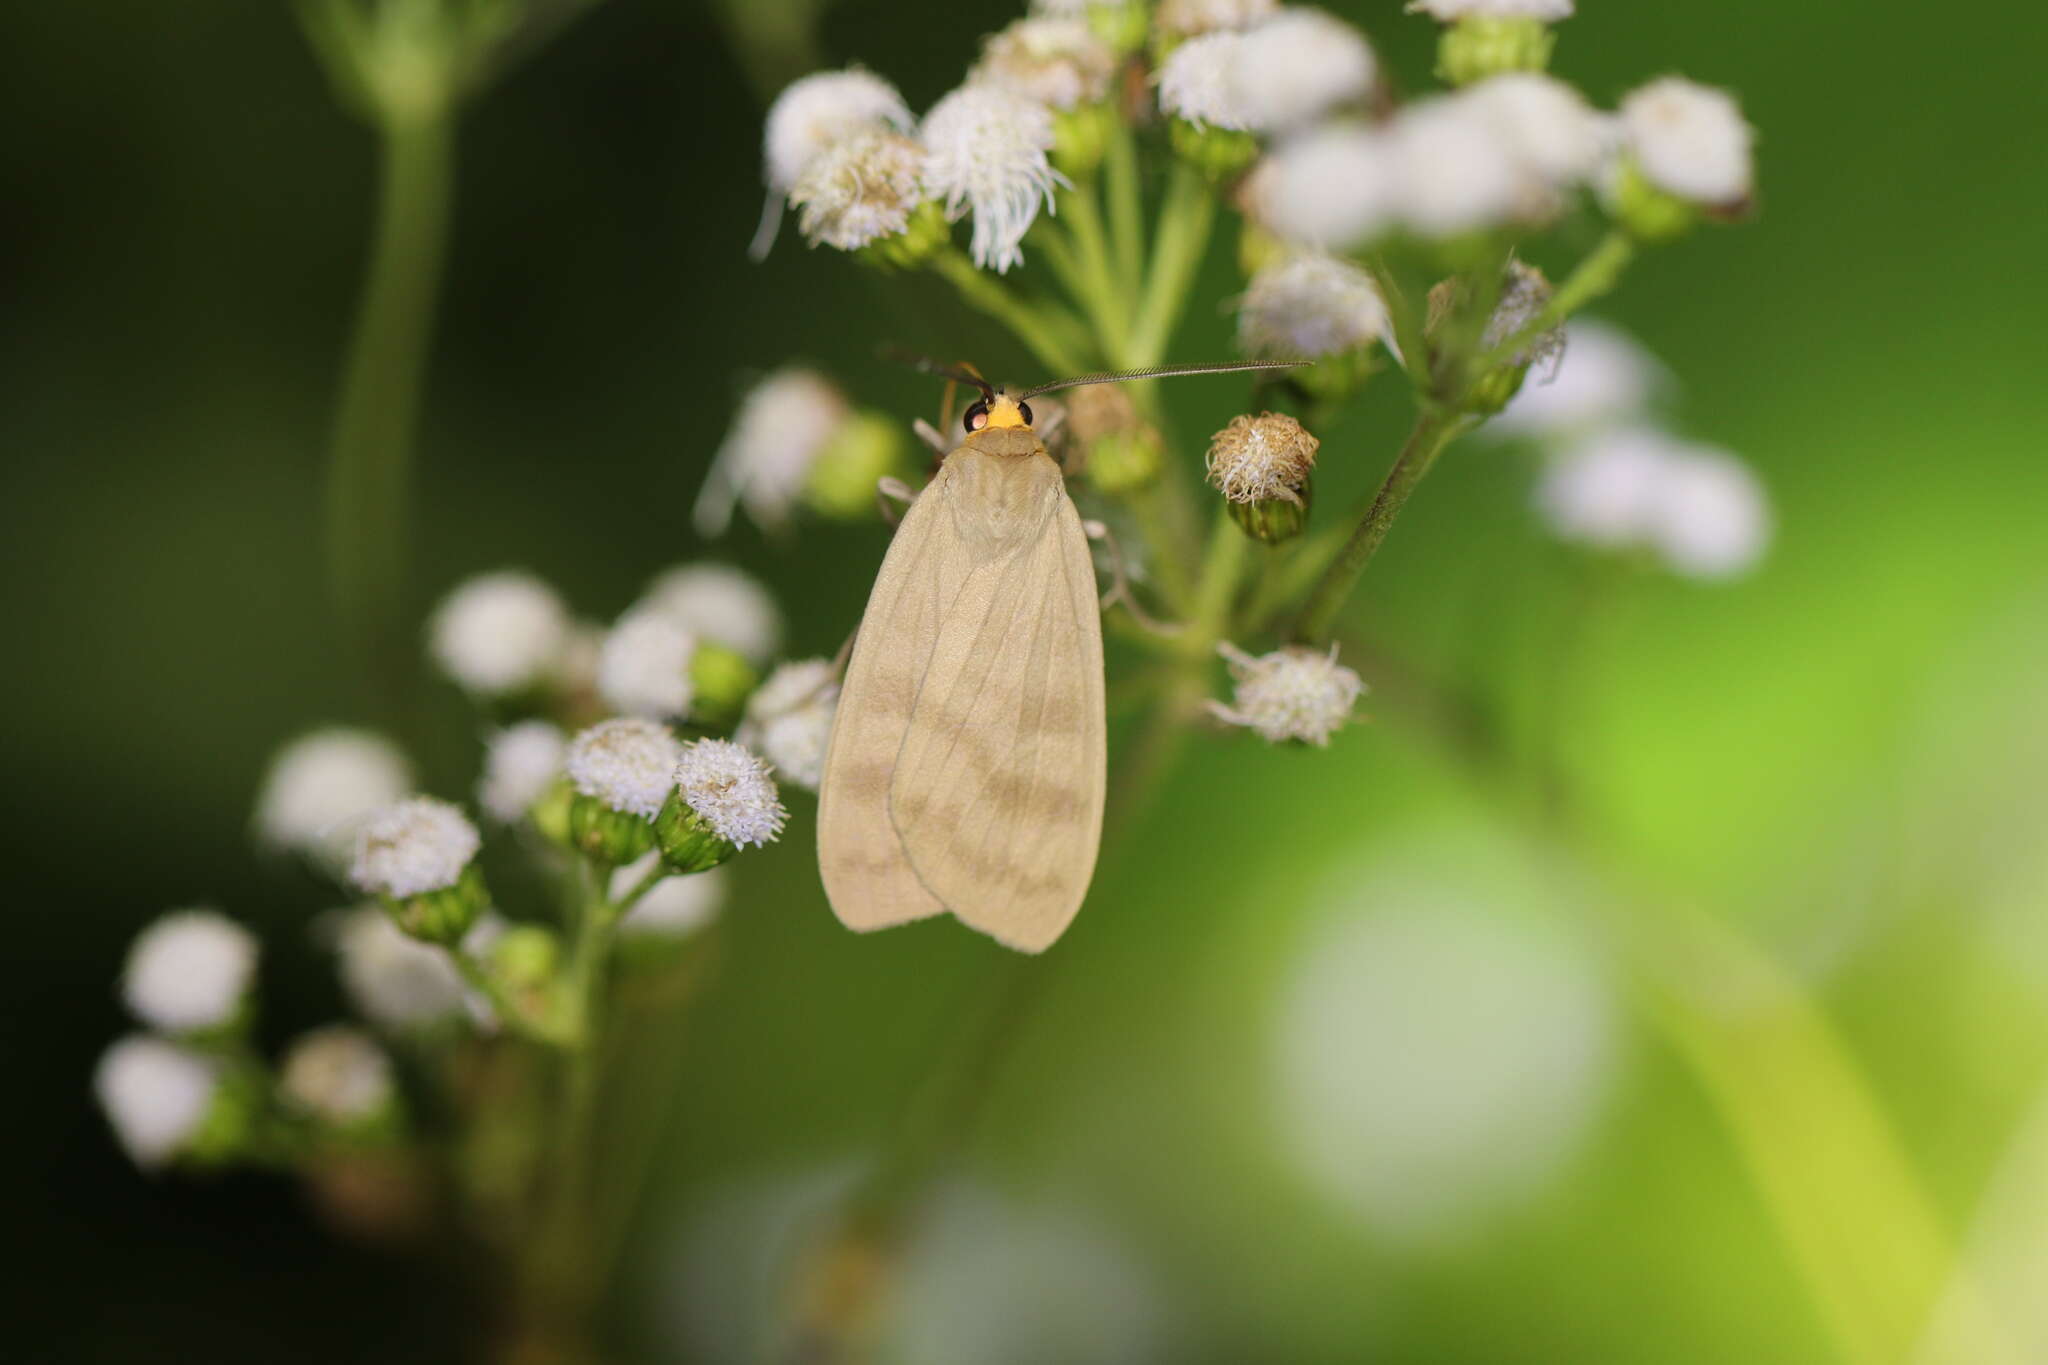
[
  {"xmin": 1206, "ymin": 412, "xmax": 1318, "ymax": 543},
  {"xmin": 688, "ymin": 640, "xmax": 759, "ymax": 731},
  {"xmin": 280, "ymin": 1025, "xmax": 397, "ymax": 1131},
  {"xmin": 1435, "ymin": 18, "xmax": 1557, "ymax": 85},
  {"xmin": 655, "ymin": 739, "xmax": 787, "ymax": 874},
  {"xmin": 1208, "ymin": 641, "xmax": 1365, "ymax": 745},
  {"xmin": 350, "ymin": 798, "xmax": 488, "ymax": 944},
  {"xmin": 122, "ymin": 910, "xmax": 258, "ymax": 1035},
  {"xmin": 803, "ymin": 410, "xmax": 912, "ymax": 521},
  {"xmin": 565, "ymin": 718, "xmax": 683, "ymax": 865}
]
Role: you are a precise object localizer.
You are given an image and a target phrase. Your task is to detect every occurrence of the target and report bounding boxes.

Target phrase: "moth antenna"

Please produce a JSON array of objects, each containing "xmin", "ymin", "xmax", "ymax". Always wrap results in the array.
[
  {"xmin": 1019, "ymin": 359, "xmax": 1307, "ymax": 399},
  {"xmin": 883, "ymin": 348, "xmax": 995, "ymax": 401}
]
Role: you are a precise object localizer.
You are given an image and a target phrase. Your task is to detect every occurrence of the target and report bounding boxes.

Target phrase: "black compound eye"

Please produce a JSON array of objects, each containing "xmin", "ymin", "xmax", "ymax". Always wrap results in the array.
[
  {"xmin": 1017, "ymin": 401, "xmax": 1033, "ymax": 426},
  {"xmin": 963, "ymin": 399, "xmax": 989, "ymax": 433}
]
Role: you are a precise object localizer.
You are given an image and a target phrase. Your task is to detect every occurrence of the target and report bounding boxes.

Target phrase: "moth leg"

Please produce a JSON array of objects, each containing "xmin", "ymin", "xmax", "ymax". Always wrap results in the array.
[
  {"xmin": 875, "ymin": 475, "xmax": 920, "ymax": 527},
  {"xmin": 912, "ymin": 417, "xmax": 950, "ymax": 457},
  {"xmin": 1083, "ymin": 518, "xmax": 1185, "ymax": 637}
]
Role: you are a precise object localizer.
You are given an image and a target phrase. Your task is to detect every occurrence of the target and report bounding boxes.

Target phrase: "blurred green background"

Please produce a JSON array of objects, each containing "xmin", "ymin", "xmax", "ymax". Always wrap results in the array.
[{"xmin": 6, "ymin": 1, "xmax": 2047, "ymax": 1360}]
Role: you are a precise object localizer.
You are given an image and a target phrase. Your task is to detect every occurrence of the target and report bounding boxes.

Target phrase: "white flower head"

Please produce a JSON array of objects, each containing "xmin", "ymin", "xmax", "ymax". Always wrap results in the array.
[
  {"xmin": 919, "ymin": 85, "xmax": 1064, "ymax": 273},
  {"xmin": 331, "ymin": 906, "xmax": 470, "ymax": 1027},
  {"xmin": 478, "ymin": 720, "xmax": 566, "ymax": 823},
  {"xmin": 643, "ymin": 564, "xmax": 784, "ymax": 665},
  {"xmin": 1463, "ymin": 73, "xmax": 1605, "ymax": 190},
  {"xmin": 427, "ymin": 570, "xmax": 568, "ymax": 695},
  {"xmin": 1155, "ymin": 0, "xmax": 1278, "ymax": 39},
  {"xmin": 736, "ymin": 657, "xmax": 839, "ymax": 792},
  {"xmin": 122, "ymin": 909, "xmax": 258, "ymax": 1032},
  {"xmin": 280, "ymin": 1025, "xmax": 394, "ymax": 1123},
  {"xmin": 95, "ymin": 1035, "xmax": 218, "ymax": 1167},
  {"xmin": 254, "ymin": 729, "xmax": 412, "ymax": 865},
  {"xmin": 1210, "ymin": 641, "xmax": 1364, "ymax": 745},
  {"xmin": 1205, "ymin": 412, "xmax": 1319, "ymax": 504},
  {"xmin": 614, "ymin": 852, "xmax": 728, "ymax": 937},
  {"xmin": 349, "ymin": 797, "xmax": 479, "ymax": 899},
  {"xmin": 567, "ymin": 717, "xmax": 684, "ymax": 818},
  {"xmin": 695, "ymin": 367, "xmax": 851, "ymax": 537},
  {"xmin": 1238, "ymin": 254, "xmax": 1388, "ymax": 359},
  {"xmin": 763, "ymin": 67, "xmax": 914, "ymax": 193},
  {"xmin": 1389, "ymin": 93, "xmax": 1531, "ymax": 235},
  {"xmin": 1159, "ymin": 11, "xmax": 1375, "ymax": 134},
  {"xmin": 1535, "ymin": 427, "xmax": 1770, "ymax": 578},
  {"xmin": 1620, "ymin": 76, "xmax": 1754, "ymax": 205},
  {"xmin": 598, "ymin": 607, "xmax": 699, "ymax": 719},
  {"xmin": 1245, "ymin": 122, "xmax": 1399, "ymax": 251},
  {"xmin": 1409, "ymin": 0, "xmax": 1574, "ymax": 19},
  {"xmin": 791, "ymin": 128, "xmax": 930, "ymax": 251},
  {"xmin": 1647, "ymin": 444, "xmax": 1772, "ymax": 579},
  {"xmin": 1490, "ymin": 319, "xmax": 1663, "ymax": 439},
  {"xmin": 1156, "ymin": 33, "xmax": 1247, "ymax": 128},
  {"xmin": 971, "ymin": 17, "xmax": 1116, "ymax": 111},
  {"xmin": 675, "ymin": 739, "xmax": 787, "ymax": 848}
]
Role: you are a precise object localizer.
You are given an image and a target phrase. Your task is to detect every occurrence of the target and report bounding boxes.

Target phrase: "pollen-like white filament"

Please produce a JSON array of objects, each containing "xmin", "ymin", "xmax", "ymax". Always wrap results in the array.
[
  {"xmin": 675, "ymin": 738, "xmax": 788, "ymax": 848},
  {"xmin": 919, "ymin": 85, "xmax": 1064, "ymax": 274}
]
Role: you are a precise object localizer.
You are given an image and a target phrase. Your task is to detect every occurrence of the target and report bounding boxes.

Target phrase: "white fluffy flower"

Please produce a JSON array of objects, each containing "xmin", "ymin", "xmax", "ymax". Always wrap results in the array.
[
  {"xmin": 1389, "ymin": 94, "xmax": 1530, "ymax": 235},
  {"xmin": 1158, "ymin": 11, "xmax": 1375, "ymax": 133},
  {"xmin": 478, "ymin": 721, "xmax": 565, "ymax": 823},
  {"xmin": 1462, "ymin": 73, "xmax": 1606, "ymax": 190},
  {"xmin": 763, "ymin": 68, "xmax": 914, "ymax": 193},
  {"xmin": 1209, "ymin": 642, "xmax": 1364, "ymax": 745},
  {"xmin": 1409, "ymin": 0, "xmax": 1573, "ymax": 19},
  {"xmin": 1490, "ymin": 319, "xmax": 1662, "ymax": 438},
  {"xmin": 675, "ymin": 739, "xmax": 787, "ymax": 848},
  {"xmin": 643, "ymin": 564, "xmax": 783, "ymax": 665},
  {"xmin": 1238, "ymin": 254, "xmax": 1388, "ymax": 359},
  {"xmin": 427, "ymin": 571, "xmax": 568, "ymax": 695},
  {"xmin": 1646, "ymin": 445, "xmax": 1772, "ymax": 579},
  {"xmin": 1619, "ymin": 76, "xmax": 1754, "ymax": 205},
  {"xmin": 598, "ymin": 607, "xmax": 699, "ymax": 719},
  {"xmin": 254, "ymin": 729, "xmax": 412, "ymax": 865},
  {"xmin": 1535, "ymin": 427, "xmax": 1770, "ymax": 578},
  {"xmin": 567, "ymin": 717, "xmax": 684, "ymax": 818},
  {"xmin": 95, "ymin": 1035, "xmax": 218, "ymax": 1167},
  {"xmin": 122, "ymin": 910, "xmax": 257, "ymax": 1033},
  {"xmin": 735, "ymin": 658, "xmax": 839, "ymax": 793},
  {"xmin": 614, "ymin": 852, "xmax": 727, "ymax": 937},
  {"xmin": 791, "ymin": 129, "xmax": 930, "ymax": 251},
  {"xmin": 332, "ymin": 907, "xmax": 470, "ymax": 1027},
  {"xmin": 920, "ymin": 85, "xmax": 1063, "ymax": 274},
  {"xmin": 694, "ymin": 368, "xmax": 851, "ymax": 537},
  {"xmin": 971, "ymin": 17, "xmax": 1116, "ymax": 110},
  {"xmin": 1245, "ymin": 122, "xmax": 1399, "ymax": 250},
  {"xmin": 280, "ymin": 1025, "xmax": 394, "ymax": 1122},
  {"xmin": 1534, "ymin": 427, "xmax": 1672, "ymax": 549},
  {"xmin": 1155, "ymin": 0, "xmax": 1278, "ymax": 39},
  {"xmin": 349, "ymin": 797, "xmax": 479, "ymax": 899},
  {"xmin": 1205, "ymin": 412, "xmax": 1319, "ymax": 504}
]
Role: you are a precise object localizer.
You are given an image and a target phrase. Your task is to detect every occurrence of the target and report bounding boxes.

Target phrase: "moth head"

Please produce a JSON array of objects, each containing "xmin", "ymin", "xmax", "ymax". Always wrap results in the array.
[{"xmin": 964, "ymin": 387, "xmax": 1033, "ymax": 435}]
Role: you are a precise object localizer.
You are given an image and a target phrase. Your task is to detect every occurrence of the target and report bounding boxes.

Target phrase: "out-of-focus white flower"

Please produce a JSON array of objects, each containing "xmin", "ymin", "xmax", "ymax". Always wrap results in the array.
[
  {"xmin": 1462, "ymin": 73, "xmax": 1605, "ymax": 189},
  {"xmin": 95, "ymin": 1035, "xmax": 218, "ymax": 1167},
  {"xmin": 1273, "ymin": 848, "xmax": 1616, "ymax": 1246},
  {"xmin": 1490, "ymin": 319, "xmax": 1662, "ymax": 438},
  {"xmin": 763, "ymin": 68, "xmax": 914, "ymax": 194},
  {"xmin": 478, "ymin": 721, "xmax": 565, "ymax": 823},
  {"xmin": 1389, "ymin": 93, "xmax": 1529, "ymax": 235},
  {"xmin": 254, "ymin": 729, "xmax": 411, "ymax": 866},
  {"xmin": 1244, "ymin": 122, "xmax": 1399, "ymax": 251},
  {"xmin": 1155, "ymin": 0, "xmax": 1278, "ymax": 40},
  {"xmin": 1237, "ymin": 254, "xmax": 1388, "ymax": 359},
  {"xmin": 971, "ymin": 17, "xmax": 1116, "ymax": 110},
  {"xmin": 1204, "ymin": 412, "xmax": 1319, "ymax": 506},
  {"xmin": 427, "ymin": 571, "xmax": 568, "ymax": 696},
  {"xmin": 1534, "ymin": 427, "xmax": 1771, "ymax": 578},
  {"xmin": 1409, "ymin": 0, "xmax": 1573, "ymax": 19},
  {"xmin": 614, "ymin": 852, "xmax": 727, "ymax": 937},
  {"xmin": 1619, "ymin": 76, "xmax": 1754, "ymax": 206},
  {"xmin": 643, "ymin": 565, "xmax": 783, "ymax": 665},
  {"xmin": 349, "ymin": 798, "xmax": 479, "ymax": 899},
  {"xmin": 695, "ymin": 368, "xmax": 851, "ymax": 537},
  {"xmin": 567, "ymin": 718, "xmax": 684, "ymax": 818},
  {"xmin": 122, "ymin": 910, "xmax": 257, "ymax": 1033},
  {"xmin": 919, "ymin": 85, "xmax": 1063, "ymax": 273},
  {"xmin": 1158, "ymin": 10, "xmax": 1374, "ymax": 134},
  {"xmin": 1209, "ymin": 642, "xmax": 1363, "ymax": 745},
  {"xmin": 736, "ymin": 658, "xmax": 839, "ymax": 792},
  {"xmin": 280, "ymin": 1025, "xmax": 394, "ymax": 1123},
  {"xmin": 331, "ymin": 906, "xmax": 472, "ymax": 1027},
  {"xmin": 674, "ymin": 739, "xmax": 787, "ymax": 848},
  {"xmin": 791, "ymin": 129, "xmax": 929, "ymax": 251},
  {"xmin": 598, "ymin": 607, "xmax": 699, "ymax": 719}
]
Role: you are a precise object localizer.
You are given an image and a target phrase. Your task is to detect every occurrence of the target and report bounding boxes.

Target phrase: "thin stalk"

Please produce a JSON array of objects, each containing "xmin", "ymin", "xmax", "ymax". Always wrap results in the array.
[
  {"xmin": 1294, "ymin": 408, "xmax": 1473, "ymax": 644},
  {"xmin": 325, "ymin": 109, "xmax": 454, "ymax": 720},
  {"xmin": 1102, "ymin": 117, "xmax": 1145, "ymax": 305},
  {"xmin": 1127, "ymin": 161, "xmax": 1215, "ymax": 368},
  {"xmin": 1061, "ymin": 181, "xmax": 1132, "ymax": 358},
  {"xmin": 931, "ymin": 248, "xmax": 1089, "ymax": 376}
]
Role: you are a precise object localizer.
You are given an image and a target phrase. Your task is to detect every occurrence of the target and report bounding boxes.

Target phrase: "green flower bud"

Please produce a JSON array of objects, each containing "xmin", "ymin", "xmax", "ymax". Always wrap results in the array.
[
  {"xmin": 1228, "ymin": 476, "xmax": 1312, "ymax": 544},
  {"xmin": 530, "ymin": 777, "xmax": 575, "ymax": 850},
  {"xmin": 569, "ymin": 794, "xmax": 656, "ymax": 866},
  {"xmin": 687, "ymin": 641, "xmax": 757, "ymax": 730},
  {"xmin": 1052, "ymin": 103, "xmax": 1113, "ymax": 177},
  {"xmin": 1089, "ymin": 1, "xmax": 1149, "ymax": 55},
  {"xmin": 1085, "ymin": 428, "xmax": 1164, "ymax": 494},
  {"xmin": 656, "ymin": 738, "xmax": 788, "ymax": 872},
  {"xmin": 1170, "ymin": 119, "xmax": 1259, "ymax": 182},
  {"xmin": 1608, "ymin": 158, "xmax": 1702, "ymax": 243},
  {"xmin": 382, "ymin": 862, "xmax": 489, "ymax": 946},
  {"xmin": 1237, "ymin": 220, "xmax": 1291, "ymax": 280},
  {"xmin": 857, "ymin": 199, "xmax": 950, "ymax": 272},
  {"xmin": 654, "ymin": 787, "xmax": 737, "ymax": 875},
  {"xmin": 804, "ymin": 410, "xmax": 910, "ymax": 521},
  {"xmin": 490, "ymin": 925, "xmax": 561, "ymax": 992},
  {"xmin": 1437, "ymin": 17, "xmax": 1555, "ymax": 86}
]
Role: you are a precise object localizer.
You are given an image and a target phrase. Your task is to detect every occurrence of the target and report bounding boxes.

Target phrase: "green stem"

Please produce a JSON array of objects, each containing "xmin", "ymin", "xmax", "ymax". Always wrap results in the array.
[
  {"xmin": 1366, "ymin": 257, "xmax": 1433, "ymax": 392},
  {"xmin": 1061, "ymin": 182, "xmax": 1132, "ymax": 358},
  {"xmin": 1294, "ymin": 408, "xmax": 1474, "ymax": 644},
  {"xmin": 325, "ymin": 109, "xmax": 454, "ymax": 721},
  {"xmin": 1479, "ymin": 229, "xmax": 1636, "ymax": 372},
  {"xmin": 1103, "ymin": 117, "xmax": 1145, "ymax": 306},
  {"xmin": 1127, "ymin": 162, "xmax": 1215, "ymax": 368},
  {"xmin": 931, "ymin": 248, "xmax": 1089, "ymax": 376}
]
